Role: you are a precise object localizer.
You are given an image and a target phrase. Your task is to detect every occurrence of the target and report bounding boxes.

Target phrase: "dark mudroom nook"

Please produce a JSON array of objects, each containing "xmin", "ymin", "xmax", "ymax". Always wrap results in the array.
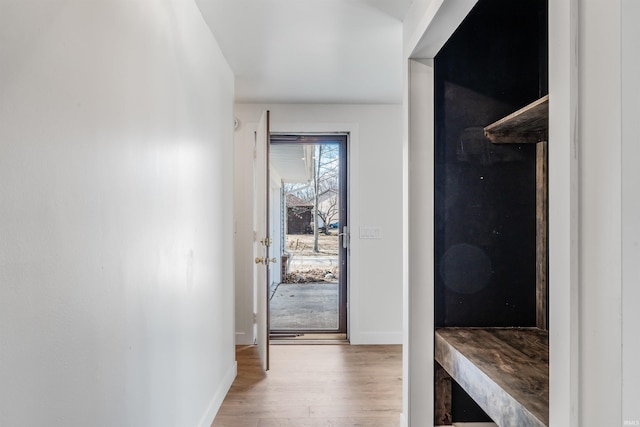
[{"xmin": 432, "ymin": 0, "xmax": 549, "ymax": 426}]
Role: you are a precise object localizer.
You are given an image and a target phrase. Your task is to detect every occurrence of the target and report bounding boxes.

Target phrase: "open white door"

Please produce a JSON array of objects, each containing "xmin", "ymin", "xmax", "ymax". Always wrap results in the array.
[{"xmin": 253, "ymin": 110, "xmax": 270, "ymax": 371}]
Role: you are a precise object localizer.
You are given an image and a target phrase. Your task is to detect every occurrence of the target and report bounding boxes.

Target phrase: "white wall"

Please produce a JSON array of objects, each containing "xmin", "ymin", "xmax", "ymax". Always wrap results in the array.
[
  {"xmin": 622, "ymin": 0, "xmax": 640, "ymax": 423},
  {"xmin": 579, "ymin": 0, "xmax": 623, "ymax": 425},
  {"xmin": 233, "ymin": 104, "xmax": 403, "ymax": 345},
  {"xmin": 0, "ymin": 1, "xmax": 236, "ymax": 426}
]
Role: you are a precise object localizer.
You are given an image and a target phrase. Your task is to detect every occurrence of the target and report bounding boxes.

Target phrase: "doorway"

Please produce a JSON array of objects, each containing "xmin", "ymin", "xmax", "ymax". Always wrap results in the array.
[{"xmin": 268, "ymin": 134, "xmax": 348, "ymax": 338}]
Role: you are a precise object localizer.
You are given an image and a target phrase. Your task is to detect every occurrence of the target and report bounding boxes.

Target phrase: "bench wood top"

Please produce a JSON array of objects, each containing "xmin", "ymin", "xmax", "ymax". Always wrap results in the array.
[{"xmin": 435, "ymin": 327, "xmax": 549, "ymax": 427}]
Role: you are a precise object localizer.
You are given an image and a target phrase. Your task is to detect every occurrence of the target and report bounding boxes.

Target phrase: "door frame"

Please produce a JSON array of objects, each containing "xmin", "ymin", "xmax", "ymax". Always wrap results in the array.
[
  {"xmin": 403, "ymin": 1, "xmax": 579, "ymax": 425},
  {"xmin": 237, "ymin": 118, "xmax": 363, "ymax": 346},
  {"xmin": 266, "ymin": 122, "xmax": 358, "ymax": 343},
  {"xmin": 269, "ymin": 134, "xmax": 349, "ymax": 336},
  {"xmin": 254, "ymin": 110, "xmax": 271, "ymax": 371}
]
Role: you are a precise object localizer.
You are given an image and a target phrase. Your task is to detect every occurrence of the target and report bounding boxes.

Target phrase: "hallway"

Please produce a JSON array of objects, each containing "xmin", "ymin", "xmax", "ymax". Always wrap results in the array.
[{"xmin": 212, "ymin": 345, "xmax": 402, "ymax": 427}]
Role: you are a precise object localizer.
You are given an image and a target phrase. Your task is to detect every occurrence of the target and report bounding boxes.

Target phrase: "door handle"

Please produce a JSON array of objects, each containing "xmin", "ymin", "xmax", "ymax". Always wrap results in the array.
[{"xmin": 339, "ymin": 226, "xmax": 349, "ymax": 249}]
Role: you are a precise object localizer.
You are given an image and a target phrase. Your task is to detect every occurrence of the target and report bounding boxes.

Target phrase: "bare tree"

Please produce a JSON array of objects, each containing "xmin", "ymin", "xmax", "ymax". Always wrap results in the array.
[
  {"xmin": 283, "ymin": 144, "xmax": 339, "ymax": 252},
  {"xmin": 283, "ymin": 182, "xmax": 313, "ymax": 201},
  {"xmin": 312, "ymin": 144, "xmax": 339, "ymax": 251},
  {"xmin": 317, "ymin": 192, "xmax": 338, "ymax": 235}
]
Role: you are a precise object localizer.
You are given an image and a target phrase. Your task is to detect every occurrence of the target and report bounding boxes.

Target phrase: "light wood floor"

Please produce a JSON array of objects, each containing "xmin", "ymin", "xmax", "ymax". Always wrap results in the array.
[{"xmin": 212, "ymin": 344, "xmax": 402, "ymax": 427}]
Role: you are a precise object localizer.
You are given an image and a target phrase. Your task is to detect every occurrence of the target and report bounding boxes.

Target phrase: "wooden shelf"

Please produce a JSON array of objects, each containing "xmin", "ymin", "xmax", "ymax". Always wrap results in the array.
[
  {"xmin": 435, "ymin": 327, "xmax": 549, "ymax": 427},
  {"xmin": 484, "ymin": 95, "xmax": 549, "ymax": 144}
]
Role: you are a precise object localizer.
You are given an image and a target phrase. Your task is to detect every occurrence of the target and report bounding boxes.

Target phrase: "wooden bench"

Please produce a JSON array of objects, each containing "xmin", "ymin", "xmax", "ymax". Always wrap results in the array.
[{"xmin": 435, "ymin": 327, "xmax": 549, "ymax": 427}]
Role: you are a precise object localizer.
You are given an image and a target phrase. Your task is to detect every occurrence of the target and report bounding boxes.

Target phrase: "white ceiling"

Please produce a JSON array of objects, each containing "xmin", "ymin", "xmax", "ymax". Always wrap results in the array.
[{"xmin": 196, "ymin": 0, "xmax": 411, "ymax": 104}]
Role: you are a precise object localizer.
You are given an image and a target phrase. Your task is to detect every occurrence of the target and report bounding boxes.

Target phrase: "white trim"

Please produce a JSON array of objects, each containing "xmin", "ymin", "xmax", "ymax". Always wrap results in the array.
[
  {"xmin": 271, "ymin": 122, "xmax": 359, "ymax": 342},
  {"xmin": 197, "ymin": 361, "xmax": 237, "ymax": 427},
  {"xmin": 404, "ymin": 4, "xmax": 475, "ymax": 426},
  {"xmin": 238, "ymin": 121, "xmax": 359, "ymax": 342},
  {"xmin": 548, "ymin": 0, "xmax": 580, "ymax": 425},
  {"xmin": 405, "ymin": 57, "xmax": 437, "ymax": 427},
  {"xmin": 408, "ymin": 0, "xmax": 478, "ymax": 59},
  {"xmin": 350, "ymin": 331, "xmax": 403, "ymax": 345},
  {"xmin": 403, "ymin": 1, "xmax": 579, "ymax": 425},
  {"xmin": 452, "ymin": 424, "xmax": 497, "ymax": 427},
  {"xmin": 234, "ymin": 332, "xmax": 252, "ymax": 346}
]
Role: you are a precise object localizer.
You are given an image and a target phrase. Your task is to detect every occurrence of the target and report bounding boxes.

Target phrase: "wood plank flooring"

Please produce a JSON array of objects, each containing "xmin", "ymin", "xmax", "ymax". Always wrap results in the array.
[{"xmin": 212, "ymin": 344, "xmax": 402, "ymax": 427}]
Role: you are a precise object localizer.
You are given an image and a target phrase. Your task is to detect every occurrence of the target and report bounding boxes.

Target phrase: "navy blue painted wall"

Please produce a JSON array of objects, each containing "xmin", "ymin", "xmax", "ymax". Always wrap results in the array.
[
  {"xmin": 435, "ymin": 0, "xmax": 548, "ymax": 328},
  {"xmin": 433, "ymin": 0, "xmax": 548, "ymax": 421}
]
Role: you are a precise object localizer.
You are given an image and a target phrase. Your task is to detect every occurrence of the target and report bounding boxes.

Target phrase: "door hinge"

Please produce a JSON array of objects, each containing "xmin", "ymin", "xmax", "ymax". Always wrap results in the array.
[{"xmin": 260, "ymin": 237, "xmax": 272, "ymax": 247}]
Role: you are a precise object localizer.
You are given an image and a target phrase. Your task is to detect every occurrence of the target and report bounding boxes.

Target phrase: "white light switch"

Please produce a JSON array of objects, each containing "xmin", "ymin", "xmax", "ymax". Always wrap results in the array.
[{"xmin": 359, "ymin": 226, "xmax": 382, "ymax": 239}]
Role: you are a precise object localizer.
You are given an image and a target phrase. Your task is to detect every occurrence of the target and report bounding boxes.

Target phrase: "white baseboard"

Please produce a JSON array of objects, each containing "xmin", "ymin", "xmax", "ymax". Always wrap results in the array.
[
  {"xmin": 403, "ymin": 413, "xmax": 495, "ymax": 427},
  {"xmin": 197, "ymin": 360, "xmax": 237, "ymax": 427},
  {"xmin": 349, "ymin": 331, "xmax": 403, "ymax": 345},
  {"xmin": 235, "ymin": 331, "xmax": 253, "ymax": 345},
  {"xmin": 435, "ymin": 424, "xmax": 497, "ymax": 427},
  {"xmin": 453, "ymin": 423, "xmax": 497, "ymax": 427}
]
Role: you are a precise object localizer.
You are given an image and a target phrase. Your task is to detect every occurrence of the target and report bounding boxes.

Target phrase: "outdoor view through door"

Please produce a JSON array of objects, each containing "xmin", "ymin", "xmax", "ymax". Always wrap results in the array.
[{"xmin": 269, "ymin": 135, "xmax": 348, "ymax": 338}]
